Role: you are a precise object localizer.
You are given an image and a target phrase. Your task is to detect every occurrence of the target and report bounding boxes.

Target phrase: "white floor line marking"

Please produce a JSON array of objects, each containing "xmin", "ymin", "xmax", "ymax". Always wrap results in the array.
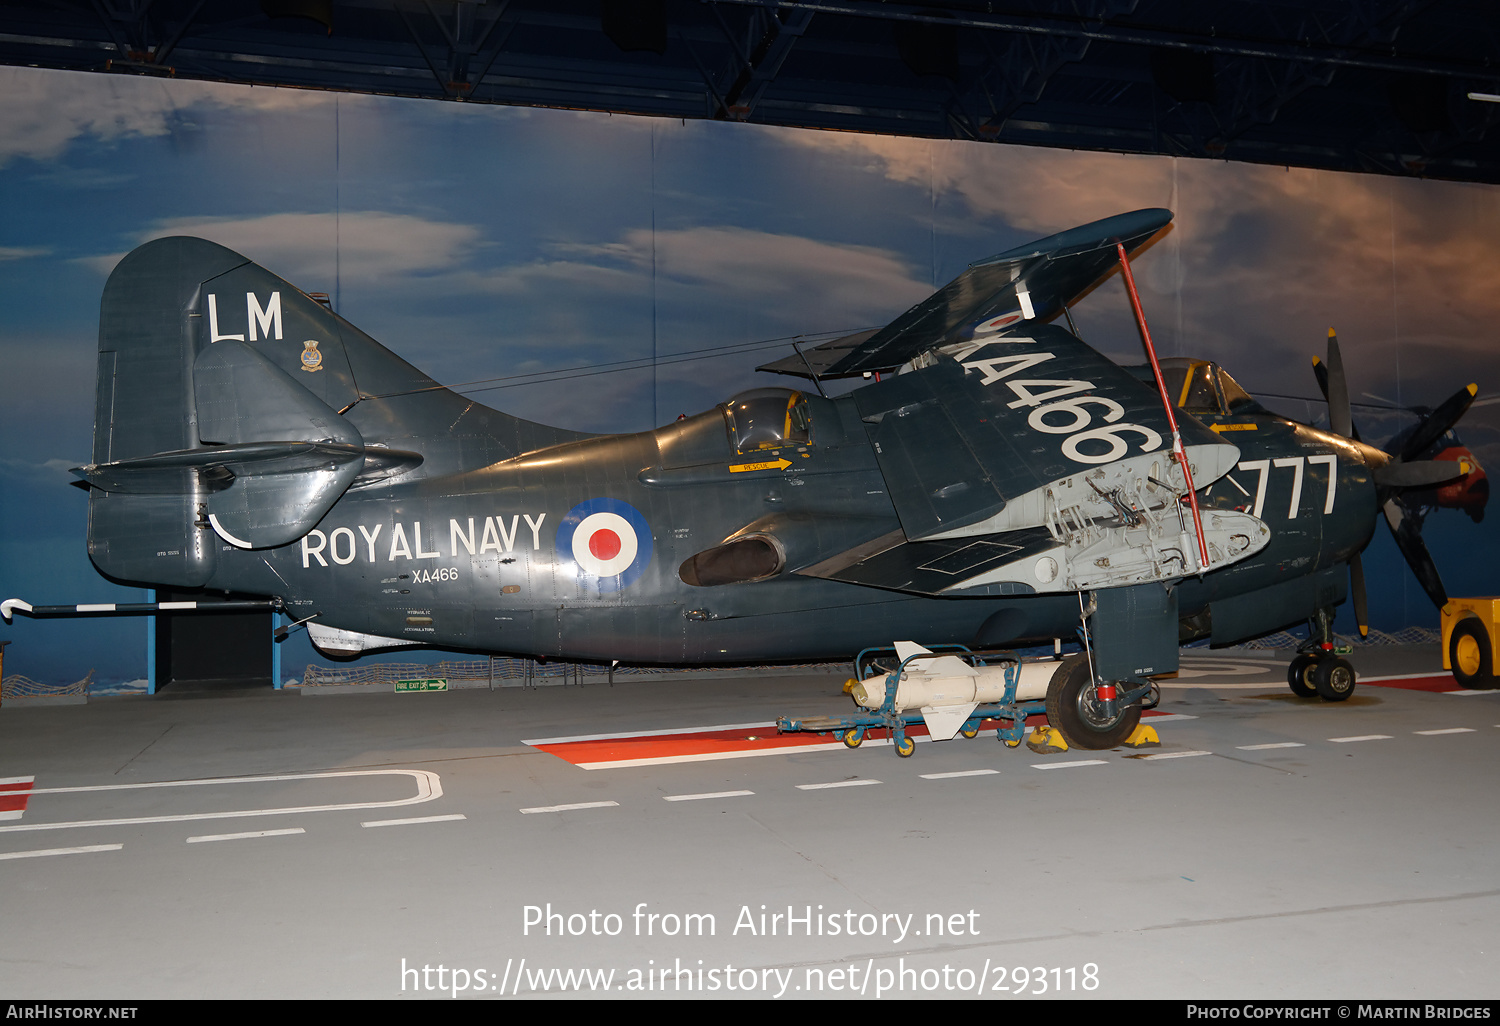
[
  {"xmin": 1328, "ymin": 735, "xmax": 1393, "ymax": 743},
  {"xmin": 662, "ymin": 790, "xmax": 755, "ymax": 802},
  {"xmin": 1237, "ymin": 742, "xmax": 1306, "ymax": 750},
  {"xmin": 0, "ymin": 843, "xmax": 121, "ymax": 861},
  {"xmin": 523, "ymin": 722, "xmax": 776, "ymax": 745},
  {"xmin": 1446, "ymin": 690, "xmax": 1498, "ymax": 696},
  {"xmin": 1142, "ymin": 713, "xmax": 1199, "ymax": 722},
  {"xmin": 1414, "ymin": 728, "xmax": 1476, "ymax": 736},
  {"xmin": 0, "ymin": 775, "xmax": 36, "ymax": 785},
  {"xmin": 1033, "ymin": 760, "xmax": 1107, "ymax": 769},
  {"xmin": 919, "ymin": 769, "xmax": 999, "ymax": 779},
  {"xmin": 519, "ymin": 801, "xmax": 620, "ymax": 815},
  {"xmin": 187, "ymin": 828, "xmax": 305, "ymax": 844},
  {"xmin": 0, "ymin": 811, "xmax": 23, "ymax": 821},
  {"xmin": 1359, "ymin": 671, "xmax": 1458, "ymax": 683},
  {"xmin": 361, "ymin": 814, "xmax": 468, "ymax": 828},
  {"xmin": 797, "ymin": 780, "xmax": 881, "ymax": 790},
  {"xmin": 0, "ymin": 769, "xmax": 443, "ymax": 835},
  {"xmin": 1138, "ymin": 750, "xmax": 1213, "ymax": 760}
]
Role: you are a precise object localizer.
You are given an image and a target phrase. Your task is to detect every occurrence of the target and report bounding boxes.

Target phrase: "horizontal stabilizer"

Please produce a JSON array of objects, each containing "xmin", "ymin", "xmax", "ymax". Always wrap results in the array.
[
  {"xmin": 776, "ymin": 209, "xmax": 1171, "ymax": 380},
  {"xmin": 73, "ymin": 441, "xmax": 363, "ymax": 494}
]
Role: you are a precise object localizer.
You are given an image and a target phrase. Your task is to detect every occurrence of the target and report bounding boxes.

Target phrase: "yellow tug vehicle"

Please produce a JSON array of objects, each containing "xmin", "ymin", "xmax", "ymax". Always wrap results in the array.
[{"xmin": 1442, "ymin": 598, "xmax": 1499, "ymax": 689}]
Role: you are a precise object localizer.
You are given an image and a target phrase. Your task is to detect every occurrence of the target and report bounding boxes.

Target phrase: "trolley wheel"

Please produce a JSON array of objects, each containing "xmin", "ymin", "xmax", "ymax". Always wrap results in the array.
[
  {"xmin": 959, "ymin": 725, "xmax": 980, "ymax": 739},
  {"xmin": 1450, "ymin": 619, "xmax": 1496, "ymax": 689},
  {"xmin": 894, "ymin": 735, "xmax": 916, "ymax": 758},
  {"xmin": 1312, "ymin": 656, "xmax": 1356, "ymax": 702},
  {"xmin": 1287, "ymin": 654, "xmax": 1319, "ymax": 698},
  {"xmin": 1044, "ymin": 655, "xmax": 1141, "ymax": 751},
  {"xmin": 842, "ymin": 728, "xmax": 863, "ymax": 749}
]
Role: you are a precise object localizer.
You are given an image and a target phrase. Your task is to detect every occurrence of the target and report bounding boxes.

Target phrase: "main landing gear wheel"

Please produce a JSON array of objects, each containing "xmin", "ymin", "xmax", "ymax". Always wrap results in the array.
[
  {"xmin": 1449, "ymin": 619, "xmax": 1496, "ymax": 689},
  {"xmin": 1044, "ymin": 655, "xmax": 1141, "ymax": 751},
  {"xmin": 1312, "ymin": 657, "xmax": 1356, "ymax": 702},
  {"xmin": 1287, "ymin": 654, "xmax": 1319, "ymax": 698}
]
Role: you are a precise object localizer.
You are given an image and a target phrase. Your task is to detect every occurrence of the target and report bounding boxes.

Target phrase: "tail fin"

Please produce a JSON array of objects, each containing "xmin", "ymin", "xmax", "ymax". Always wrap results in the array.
[{"xmin": 84, "ymin": 237, "xmax": 414, "ymax": 584}]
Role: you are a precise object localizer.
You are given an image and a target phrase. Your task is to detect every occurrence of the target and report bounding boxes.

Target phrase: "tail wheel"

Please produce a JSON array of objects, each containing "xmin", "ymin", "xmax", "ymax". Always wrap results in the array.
[
  {"xmin": 1287, "ymin": 654, "xmax": 1319, "ymax": 698},
  {"xmin": 1450, "ymin": 619, "xmax": 1496, "ymax": 689},
  {"xmin": 1044, "ymin": 655, "xmax": 1141, "ymax": 751},
  {"xmin": 1312, "ymin": 657, "xmax": 1356, "ymax": 702}
]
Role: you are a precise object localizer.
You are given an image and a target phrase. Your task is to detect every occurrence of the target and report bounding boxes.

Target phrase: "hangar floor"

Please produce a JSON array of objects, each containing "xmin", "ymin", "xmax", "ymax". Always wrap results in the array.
[{"xmin": 0, "ymin": 645, "xmax": 1495, "ymax": 1000}]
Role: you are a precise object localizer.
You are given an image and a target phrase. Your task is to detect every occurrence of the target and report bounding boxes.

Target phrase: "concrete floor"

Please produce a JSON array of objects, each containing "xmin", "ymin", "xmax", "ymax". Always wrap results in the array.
[{"xmin": 0, "ymin": 645, "xmax": 1496, "ymax": 1000}]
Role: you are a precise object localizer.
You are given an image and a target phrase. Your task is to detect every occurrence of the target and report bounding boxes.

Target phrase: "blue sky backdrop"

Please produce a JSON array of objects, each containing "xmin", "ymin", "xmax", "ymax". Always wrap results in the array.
[{"xmin": 1, "ymin": 66, "xmax": 1496, "ymax": 684}]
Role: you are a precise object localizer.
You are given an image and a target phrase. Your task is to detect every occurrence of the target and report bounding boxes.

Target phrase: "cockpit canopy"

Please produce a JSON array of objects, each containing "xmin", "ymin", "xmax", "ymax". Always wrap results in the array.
[
  {"xmin": 1154, "ymin": 358, "xmax": 1263, "ymax": 416},
  {"xmin": 724, "ymin": 388, "xmax": 811, "ymax": 452}
]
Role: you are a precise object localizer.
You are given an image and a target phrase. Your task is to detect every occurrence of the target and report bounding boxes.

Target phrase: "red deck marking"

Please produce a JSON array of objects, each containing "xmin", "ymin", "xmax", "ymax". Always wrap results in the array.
[
  {"xmin": 1356, "ymin": 672, "xmax": 1460, "ymax": 693},
  {"xmin": 0, "ymin": 776, "xmax": 35, "ymax": 820},
  {"xmin": 530, "ymin": 709, "xmax": 1180, "ymax": 769},
  {"xmin": 531, "ymin": 726, "xmax": 848, "ymax": 768}
]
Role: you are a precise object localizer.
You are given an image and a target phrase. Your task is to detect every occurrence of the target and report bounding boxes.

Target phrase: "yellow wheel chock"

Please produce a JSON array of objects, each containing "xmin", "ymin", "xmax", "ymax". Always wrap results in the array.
[
  {"xmin": 1122, "ymin": 723, "xmax": 1161, "ymax": 749},
  {"xmin": 1026, "ymin": 725, "xmax": 1069, "ymax": 754}
]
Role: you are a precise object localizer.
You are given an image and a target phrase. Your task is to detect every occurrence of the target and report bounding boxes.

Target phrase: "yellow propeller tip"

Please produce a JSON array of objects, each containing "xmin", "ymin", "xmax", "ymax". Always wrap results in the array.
[
  {"xmin": 1328, "ymin": 327, "xmax": 1337, "ymax": 337},
  {"xmin": 1468, "ymin": 383, "xmax": 1478, "ymax": 395},
  {"xmin": 1312, "ymin": 356, "xmax": 1323, "ymax": 366}
]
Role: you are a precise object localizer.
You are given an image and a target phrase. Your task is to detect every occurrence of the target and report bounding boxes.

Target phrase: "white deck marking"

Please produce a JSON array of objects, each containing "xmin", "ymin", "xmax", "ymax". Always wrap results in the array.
[
  {"xmin": 519, "ymin": 801, "xmax": 620, "ymax": 814},
  {"xmin": 1142, "ymin": 713, "xmax": 1199, "ymax": 722},
  {"xmin": 361, "ymin": 814, "xmax": 468, "ymax": 828},
  {"xmin": 1328, "ymin": 735, "xmax": 1393, "ymax": 743},
  {"xmin": 1033, "ymin": 760, "xmax": 1107, "ymax": 769},
  {"xmin": 919, "ymin": 769, "xmax": 999, "ymax": 779},
  {"xmin": 796, "ymin": 779, "xmax": 881, "ymax": 790},
  {"xmin": 187, "ymin": 828, "xmax": 305, "ymax": 844},
  {"xmin": 662, "ymin": 790, "xmax": 755, "ymax": 802},
  {"xmin": 0, "ymin": 843, "xmax": 121, "ymax": 860},
  {"xmin": 0, "ymin": 769, "xmax": 443, "ymax": 834},
  {"xmin": 1138, "ymin": 750, "xmax": 1213, "ymax": 760},
  {"xmin": 1414, "ymin": 728, "xmax": 1476, "ymax": 735},
  {"xmin": 1237, "ymin": 742, "xmax": 1306, "ymax": 750}
]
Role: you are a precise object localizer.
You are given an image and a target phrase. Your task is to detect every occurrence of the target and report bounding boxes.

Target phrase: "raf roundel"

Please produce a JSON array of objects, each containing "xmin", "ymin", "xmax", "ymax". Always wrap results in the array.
[{"xmin": 556, "ymin": 498, "xmax": 653, "ymax": 593}]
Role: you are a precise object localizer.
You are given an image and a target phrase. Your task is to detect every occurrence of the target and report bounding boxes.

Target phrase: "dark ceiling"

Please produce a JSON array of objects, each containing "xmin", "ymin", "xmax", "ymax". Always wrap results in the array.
[{"xmin": 5, "ymin": 1, "xmax": 1500, "ymax": 183}]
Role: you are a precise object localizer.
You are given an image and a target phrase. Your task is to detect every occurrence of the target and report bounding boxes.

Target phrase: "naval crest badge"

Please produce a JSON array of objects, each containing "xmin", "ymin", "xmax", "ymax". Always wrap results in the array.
[{"xmin": 300, "ymin": 339, "xmax": 324, "ymax": 372}]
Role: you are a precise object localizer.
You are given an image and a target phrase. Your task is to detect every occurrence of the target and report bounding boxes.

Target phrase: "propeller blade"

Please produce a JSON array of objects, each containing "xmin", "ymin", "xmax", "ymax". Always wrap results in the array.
[
  {"xmin": 1396, "ymin": 383, "xmax": 1478, "ymax": 461},
  {"xmin": 1373, "ymin": 460, "xmax": 1466, "ymax": 488},
  {"xmin": 1383, "ymin": 498, "xmax": 1448, "ymax": 608},
  {"xmin": 1312, "ymin": 331, "xmax": 1360, "ymax": 440},
  {"xmin": 1324, "ymin": 329, "xmax": 1354, "ymax": 439},
  {"xmin": 1349, "ymin": 552, "xmax": 1369, "ymax": 638}
]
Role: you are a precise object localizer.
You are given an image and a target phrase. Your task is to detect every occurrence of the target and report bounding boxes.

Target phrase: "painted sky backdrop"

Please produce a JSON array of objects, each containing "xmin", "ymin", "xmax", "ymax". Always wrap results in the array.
[{"xmin": 2, "ymin": 66, "xmax": 1496, "ymax": 684}]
